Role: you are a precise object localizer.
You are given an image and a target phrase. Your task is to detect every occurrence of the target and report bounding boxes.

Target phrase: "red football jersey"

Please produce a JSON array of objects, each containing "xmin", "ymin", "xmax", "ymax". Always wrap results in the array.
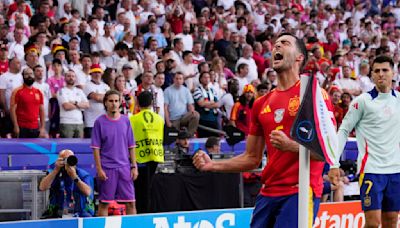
[
  {"xmin": 11, "ymin": 85, "xmax": 44, "ymax": 129},
  {"xmin": 250, "ymin": 80, "xmax": 331, "ymax": 198}
]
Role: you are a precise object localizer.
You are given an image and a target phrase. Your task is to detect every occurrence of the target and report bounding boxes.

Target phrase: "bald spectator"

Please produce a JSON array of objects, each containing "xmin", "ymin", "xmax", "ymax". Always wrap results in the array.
[{"xmin": 236, "ymin": 44, "xmax": 258, "ymax": 83}]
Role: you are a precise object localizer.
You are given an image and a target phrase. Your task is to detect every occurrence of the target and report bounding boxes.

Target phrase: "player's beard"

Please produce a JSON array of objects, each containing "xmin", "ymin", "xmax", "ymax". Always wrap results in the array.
[{"xmin": 273, "ymin": 52, "xmax": 297, "ymax": 73}]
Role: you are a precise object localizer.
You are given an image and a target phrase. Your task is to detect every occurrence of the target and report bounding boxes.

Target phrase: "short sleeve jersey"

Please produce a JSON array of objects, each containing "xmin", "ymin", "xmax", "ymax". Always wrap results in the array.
[
  {"xmin": 250, "ymin": 81, "xmax": 327, "ymax": 198},
  {"xmin": 91, "ymin": 115, "xmax": 135, "ymax": 169}
]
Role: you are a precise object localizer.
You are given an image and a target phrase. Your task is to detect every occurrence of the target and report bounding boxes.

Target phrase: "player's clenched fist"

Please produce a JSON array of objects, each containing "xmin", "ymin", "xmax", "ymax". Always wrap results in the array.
[{"xmin": 192, "ymin": 150, "xmax": 213, "ymax": 171}]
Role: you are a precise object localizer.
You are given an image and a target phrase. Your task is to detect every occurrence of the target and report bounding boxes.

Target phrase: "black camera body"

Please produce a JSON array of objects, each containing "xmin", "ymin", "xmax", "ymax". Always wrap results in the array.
[{"xmin": 64, "ymin": 155, "xmax": 78, "ymax": 166}]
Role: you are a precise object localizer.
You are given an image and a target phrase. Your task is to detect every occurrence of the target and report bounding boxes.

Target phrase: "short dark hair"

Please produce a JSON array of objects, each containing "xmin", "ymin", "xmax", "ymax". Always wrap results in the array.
[
  {"xmin": 205, "ymin": 136, "xmax": 220, "ymax": 149},
  {"xmin": 372, "ymin": 55, "xmax": 394, "ymax": 69},
  {"xmin": 198, "ymin": 62, "xmax": 208, "ymax": 72},
  {"xmin": 138, "ymin": 91, "xmax": 153, "ymax": 108},
  {"xmin": 52, "ymin": 58, "xmax": 62, "ymax": 65},
  {"xmin": 33, "ymin": 64, "xmax": 43, "ymax": 71},
  {"xmin": 277, "ymin": 32, "xmax": 308, "ymax": 72},
  {"xmin": 173, "ymin": 38, "xmax": 182, "ymax": 47},
  {"xmin": 256, "ymin": 83, "xmax": 269, "ymax": 91},
  {"xmin": 237, "ymin": 63, "xmax": 248, "ymax": 73},
  {"xmin": 199, "ymin": 71, "xmax": 210, "ymax": 80},
  {"xmin": 182, "ymin": 50, "xmax": 192, "ymax": 59}
]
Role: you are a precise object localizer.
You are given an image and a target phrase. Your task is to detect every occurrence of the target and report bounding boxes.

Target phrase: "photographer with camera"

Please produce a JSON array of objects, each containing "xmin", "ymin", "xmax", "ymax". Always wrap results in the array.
[{"xmin": 39, "ymin": 149, "xmax": 94, "ymax": 218}]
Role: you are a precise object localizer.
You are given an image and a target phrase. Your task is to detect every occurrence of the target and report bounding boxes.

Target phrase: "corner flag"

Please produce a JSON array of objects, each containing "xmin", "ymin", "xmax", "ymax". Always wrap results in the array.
[{"xmin": 290, "ymin": 74, "xmax": 338, "ymax": 165}]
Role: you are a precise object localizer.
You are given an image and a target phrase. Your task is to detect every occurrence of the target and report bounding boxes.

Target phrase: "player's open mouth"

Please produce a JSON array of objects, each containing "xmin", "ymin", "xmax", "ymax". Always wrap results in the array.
[
  {"xmin": 273, "ymin": 52, "xmax": 284, "ymax": 64},
  {"xmin": 274, "ymin": 53, "xmax": 283, "ymax": 60}
]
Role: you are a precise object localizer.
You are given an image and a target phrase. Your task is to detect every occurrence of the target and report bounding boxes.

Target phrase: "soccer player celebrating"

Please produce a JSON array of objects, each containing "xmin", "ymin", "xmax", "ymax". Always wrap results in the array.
[
  {"xmin": 193, "ymin": 33, "xmax": 329, "ymax": 227},
  {"xmin": 329, "ymin": 55, "xmax": 400, "ymax": 228}
]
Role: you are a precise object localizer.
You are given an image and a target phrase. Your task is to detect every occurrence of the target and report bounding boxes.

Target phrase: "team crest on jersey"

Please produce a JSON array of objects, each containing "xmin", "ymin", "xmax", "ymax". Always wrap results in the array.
[
  {"xmin": 35, "ymin": 93, "xmax": 40, "ymax": 100},
  {"xmin": 274, "ymin": 109, "xmax": 285, "ymax": 123},
  {"xmin": 288, "ymin": 96, "xmax": 300, "ymax": 116}
]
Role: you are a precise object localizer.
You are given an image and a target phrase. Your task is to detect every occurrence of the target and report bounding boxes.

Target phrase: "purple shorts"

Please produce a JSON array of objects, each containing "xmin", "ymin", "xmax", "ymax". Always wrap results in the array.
[{"xmin": 97, "ymin": 166, "xmax": 135, "ymax": 203}]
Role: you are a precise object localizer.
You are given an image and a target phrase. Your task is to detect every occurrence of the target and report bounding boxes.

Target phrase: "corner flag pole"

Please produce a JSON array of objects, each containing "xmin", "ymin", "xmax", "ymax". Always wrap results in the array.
[{"xmin": 299, "ymin": 74, "xmax": 311, "ymax": 228}]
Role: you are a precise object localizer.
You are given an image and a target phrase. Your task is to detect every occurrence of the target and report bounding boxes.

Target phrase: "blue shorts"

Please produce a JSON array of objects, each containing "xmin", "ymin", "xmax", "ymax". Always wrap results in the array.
[
  {"xmin": 360, "ymin": 173, "xmax": 400, "ymax": 211},
  {"xmin": 250, "ymin": 193, "xmax": 320, "ymax": 228},
  {"xmin": 322, "ymin": 181, "xmax": 331, "ymax": 195}
]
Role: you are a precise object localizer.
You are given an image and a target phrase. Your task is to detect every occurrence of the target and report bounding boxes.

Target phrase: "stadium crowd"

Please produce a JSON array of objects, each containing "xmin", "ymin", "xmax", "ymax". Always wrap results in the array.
[
  {"xmin": 2, "ymin": 0, "xmax": 400, "ymax": 139},
  {"xmin": 0, "ymin": 0, "xmax": 400, "ymax": 219}
]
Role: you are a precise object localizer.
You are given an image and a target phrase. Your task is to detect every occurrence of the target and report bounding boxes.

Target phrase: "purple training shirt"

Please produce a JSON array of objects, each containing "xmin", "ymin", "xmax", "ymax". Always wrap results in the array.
[{"xmin": 91, "ymin": 114, "xmax": 135, "ymax": 169}]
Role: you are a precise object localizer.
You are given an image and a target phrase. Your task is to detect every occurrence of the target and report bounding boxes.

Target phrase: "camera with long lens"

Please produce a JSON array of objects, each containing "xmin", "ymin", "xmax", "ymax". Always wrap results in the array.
[{"xmin": 64, "ymin": 155, "xmax": 78, "ymax": 166}]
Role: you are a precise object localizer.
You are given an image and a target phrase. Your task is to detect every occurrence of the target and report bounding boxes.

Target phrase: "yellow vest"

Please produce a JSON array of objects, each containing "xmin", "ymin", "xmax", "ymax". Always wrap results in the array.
[{"xmin": 130, "ymin": 109, "xmax": 164, "ymax": 163}]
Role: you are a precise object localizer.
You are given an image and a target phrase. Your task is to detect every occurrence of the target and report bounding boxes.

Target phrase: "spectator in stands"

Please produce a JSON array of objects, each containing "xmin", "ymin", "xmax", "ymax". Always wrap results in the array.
[
  {"xmin": 153, "ymin": 72, "xmax": 165, "ymax": 118},
  {"xmin": 230, "ymin": 84, "xmax": 255, "ymax": 135},
  {"xmin": 8, "ymin": 28, "xmax": 26, "ymax": 61},
  {"xmin": 48, "ymin": 58, "xmax": 65, "ymax": 98},
  {"xmin": 83, "ymin": 64, "xmax": 110, "ymax": 138},
  {"xmin": 114, "ymin": 75, "xmax": 134, "ymax": 115},
  {"xmin": 10, "ymin": 67, "xmax": 47, "ymax": 138},
  {"xmin": 219, "ymin": 78, "xmax": 239, "ymax": 124},
  {"xmin": 144, "ymin": 20, "xmax": 167, "ymax": 48},
  {"xmin": 177, "ymin": 50, "xmax": 196, "ymax": 92},
  {"xmin": 193, "ymin": 71, "xmax": 219, "ymax": 137},
  {"xmin": 176, "ymin": 22, "xmax": 193, "ymax": 51},
  {"xmin": 98, "ymin": 23, "xmax": 116, "ymax": 68},
  {"xmin": 205, "ymin": 136, "xmax": 221, "ymax": 154},
  {"xmin": 236, "ymin": 44, "xmax": 258, "ymax": 83},
  {"xmin": 135, "ymin": 71, "xmax": 156, "ymax": 113},
  {"xmin": 121, "ymin": 63, "xmax": 137, "ymax": 94},
  {"xmin": 130, "ymin": 91, "xmax": 164, "ymax": 214},
  {"xmin": 58, "ymin": 70, "xmax": 89, "ymax": 138},
  {"xmin": 171, "ymin": 38, "xmax": 183, "ymax": 64},
  {"xmin": 39, "ymin": 149, "xmax": 94, "ymax": 218},
  {"xmin": 0, "ymin": 57, "xmax": 22, "ymax": 137},
  {"xmin": 358, "ymin": 61, "xmax": 375, "ymax": 92},
  {"xmin": 334, "ymin": 65, "xmax": 362, "ymax": 97},
  {"xmin": 0, "ymin": 41, "xmax": 8, "ymax": 74},
  {"xmin": 255, "ymin": 83, "xmax": 270, "ymax": 98},
  {"xmin": 235, "ymin": 63, "xmax": 249, "ymax": 95},
  {"xmin": 91, "ymin": 90, "xmax": 138, "ymax": 216},
  {"xmin": 164, "ymin": 72, "xmax": 199, "ymax": 137},
  {"xmin": 32, "ymin": 65, "xmax": 51, "ymax": 133}
]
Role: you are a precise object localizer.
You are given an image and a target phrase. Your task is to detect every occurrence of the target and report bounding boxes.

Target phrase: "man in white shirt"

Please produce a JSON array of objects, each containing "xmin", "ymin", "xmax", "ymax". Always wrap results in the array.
[
  {"xmin": 32, "ymin": 65, "xmax": 51, "ymax": 132},
  {"xmin": 234, "ymin": 63, "xmax": 249, "ymax": 95},
  {"xmin": 175, "ymin": 22, "xmax": 193, "ymax": 51},
  {"xmin": 177, "ymin": 51, "xmax": 197, "ymax": 92},
  {"xmin": 153, "ymin": 72, "xmax": 165, "ymax": 119},
  {"xmin": 171, "ymin": 38, "xmax": 184, "ymax": 65},
  {"xmin": 236, "ymin": 44, "xmax": 258, "ymax": 83},
  {"xmin": 83, "ymin": 64, "xmax": 110, "ymax": 138},
  {"xmin": 120, "ymin": 0, "xmax": 137, "ymax": 36},
  {"xmin": 0, "ymin": 57, "xmax": 22, "ymax": 136},
  {"xmin": 228, "ymin": 17, "xmax": 248, "ymax": 36},
  {"xmin": 8, "ymin": 28, "xmax": 26, "ymax": 61},
  {"xmin": 192, "ymin": 41, "xmax": 205, "ymax": 65},
  {"xmin": 58, "ymin": 70, "xmax": 89, "ymax": 138},
  {"xmin": 334, "ymin": 65, "xmax": 362, "ymax": 96},
  {"xmin": 98, "ymin": 23, "xmax": 116, "ymax": 68},
  {"xmin": 358, "ymin": 61, "xmax": 375, "ymax": 93},
  {"xmin": 75, "ymin": 54, "xmax": 92, "ymax": 89}
]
